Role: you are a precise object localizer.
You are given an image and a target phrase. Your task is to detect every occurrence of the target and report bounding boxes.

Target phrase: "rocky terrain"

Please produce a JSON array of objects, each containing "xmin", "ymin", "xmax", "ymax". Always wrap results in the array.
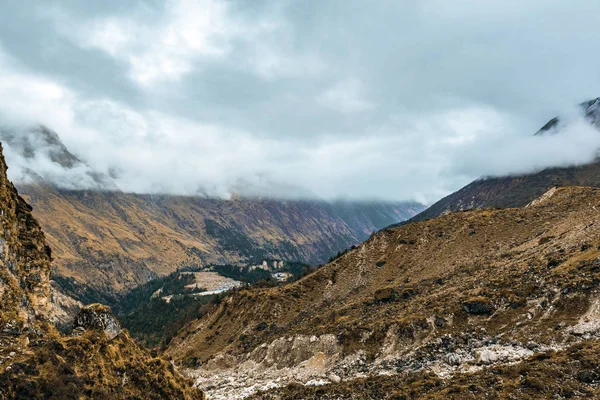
[
  {"xmin": 409, "ymin": 97, "xmax": 600, "ymax": 223},
  {"xmin": 167, "ymin": 186, "xmax": 600, "ymax": 399},
  {"xmin": 1, "ymin": 125, "xmax": 423, "ymax": 296},
  {"xmin": 0, "ymin": 142, "xmax": 203, "ymax": 399}
]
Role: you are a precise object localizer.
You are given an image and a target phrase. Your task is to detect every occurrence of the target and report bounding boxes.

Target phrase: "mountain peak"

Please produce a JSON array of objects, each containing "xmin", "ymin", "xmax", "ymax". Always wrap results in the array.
[
  {"xmin": 581, "ymin": 97, "xmax": 600, "ymax": 127},
  {"xmin": 0, "ymin": 125, "xmax": 118, "ymax": 191},
  {"xmin": 535, "ymin": 97, "xmax": 600, "ymax": 136}
]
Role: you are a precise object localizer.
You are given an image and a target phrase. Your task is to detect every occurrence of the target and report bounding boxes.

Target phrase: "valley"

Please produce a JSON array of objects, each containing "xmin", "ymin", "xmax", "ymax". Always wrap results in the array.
[
  {"xmin": 1, "ymin": 3, "xmax": 598, "ymax": 398},
  {"xmin": 167, "ymin": 186, "xmax": 600, "ymax": 398}
]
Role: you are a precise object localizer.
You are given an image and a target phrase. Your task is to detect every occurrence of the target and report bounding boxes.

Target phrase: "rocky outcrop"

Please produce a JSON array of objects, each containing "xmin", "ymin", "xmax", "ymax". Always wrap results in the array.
[
  {"xmin": 47, "ymin": 282, "xmax": 83, "ymax": 331},
  {"xmin": 0, "ymin": 141, "xmax": 203, "ymax": 399},
  {"xmin": 0, "ymin": 143, "xmax": 51, "ymax": 329},
  {"xmin": 73, "ymin": 303, "xmax": 122, "ymax": 340}
]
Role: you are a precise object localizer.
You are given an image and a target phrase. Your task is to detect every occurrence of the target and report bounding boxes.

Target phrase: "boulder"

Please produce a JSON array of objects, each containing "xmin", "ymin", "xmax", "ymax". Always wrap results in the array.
[
  {"xmin": 462, "ymin": 296, "xmax": 494, "ymax": 315},
  {"xmin": 374, "ymin": 288, "xmax": 397, "ymax": 302},
  {"xmin": 72, "ymin": 303, "xmax": 122, "ymax": 340}
]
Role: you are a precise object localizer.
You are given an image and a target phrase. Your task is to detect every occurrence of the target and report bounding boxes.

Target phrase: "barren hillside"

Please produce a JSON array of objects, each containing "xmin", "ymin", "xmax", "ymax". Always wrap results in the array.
[{"xmin": 167, "ymin": 186, "xmax": 600, "ymax": 398}]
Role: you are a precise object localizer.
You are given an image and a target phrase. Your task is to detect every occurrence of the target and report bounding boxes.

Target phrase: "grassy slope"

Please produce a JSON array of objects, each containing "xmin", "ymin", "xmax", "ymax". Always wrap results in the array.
[
  {"xmin": 167, "ymin": 187, "xmax": 600, "ymax": 397},
  {"xmin": 19, "ymin": 184, "xmax": 422, "ymax": 293}
]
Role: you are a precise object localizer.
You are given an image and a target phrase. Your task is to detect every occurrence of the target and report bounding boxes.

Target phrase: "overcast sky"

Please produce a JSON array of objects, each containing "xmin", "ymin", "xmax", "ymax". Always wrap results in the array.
[{"xmin": 1, "ymin": 0, "xmax": 600, "ymax": 203}]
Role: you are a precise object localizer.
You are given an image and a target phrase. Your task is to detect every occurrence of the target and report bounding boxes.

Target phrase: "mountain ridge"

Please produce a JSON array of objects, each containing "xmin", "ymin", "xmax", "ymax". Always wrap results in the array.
[{"xmin": 406, "ymin": 97, "xmax": 600, "ymax": 224}]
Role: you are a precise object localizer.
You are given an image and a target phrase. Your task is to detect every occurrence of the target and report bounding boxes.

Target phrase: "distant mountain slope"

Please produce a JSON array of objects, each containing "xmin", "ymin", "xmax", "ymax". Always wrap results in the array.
[
  {"xmin": 0, "ymin": 125, "xmax": 422, "ymax": 294},
  {"xmin": 166, "ymin": 186, "xmax": 600, "ymax": 398},
  {"xmin": 409, "ymin": 98, "xmax": 600, "ymax": 223},
  {"xmin": 411, "ymin": 162, "xmax": 600, "ymax": 222},
  {"xmin": 20, "ymin": 183, "xmax": 421, "ymax": 294}
]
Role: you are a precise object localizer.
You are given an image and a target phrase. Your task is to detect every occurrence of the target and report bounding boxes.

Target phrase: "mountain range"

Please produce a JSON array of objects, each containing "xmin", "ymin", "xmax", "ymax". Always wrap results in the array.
[
  {"xmin": 167, "ymin": 185, "xmax": 600, "ymax": 398},
  {"xmin": 0, "ymin": 126, "xmax": 423, "ymax": 295},
  {"xmin": 4, "ymin": 98, "xmax": 600, "ymax": 399}
]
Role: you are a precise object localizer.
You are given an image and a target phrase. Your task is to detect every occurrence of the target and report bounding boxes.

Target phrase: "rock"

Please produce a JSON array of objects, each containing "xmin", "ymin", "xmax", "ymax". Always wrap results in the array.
[
  {"xmin": 72, "ymin": 303, "xmax": 122, "ymax": 340},
  {"xmin": 577, "ymin": 370, "xmax": 598, "ymax": 383},
  {"xmin": 374, "ymin": 288, "xmax": 397, "ymax": 302},
  {"xmin": 256, "ymin": 322, "xmax": 268, "ymax": 331},
  {"xmin": 463, "ymin": 297, "xmax": 494, "ymax": 315},
  {"xmin": 328, "ymin": 373, "xmax": 341, "ymax": 383},
  {"xmin": 434, "ymin": 316, "xmax": 447, "ymax": 328},
  {"xmin": 444, "ymin": 352, "xmax": 462, "ymax": 366}
]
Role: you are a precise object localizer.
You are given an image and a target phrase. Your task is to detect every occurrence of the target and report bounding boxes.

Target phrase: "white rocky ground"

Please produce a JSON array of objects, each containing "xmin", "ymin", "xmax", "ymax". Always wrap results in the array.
[{"xmin": 182, "ymin": 293, "xmax": 600, "ymax": 399}]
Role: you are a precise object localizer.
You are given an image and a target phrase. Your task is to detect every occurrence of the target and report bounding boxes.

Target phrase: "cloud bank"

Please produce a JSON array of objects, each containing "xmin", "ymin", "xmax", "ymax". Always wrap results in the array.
[{"xmin": 0, "ymin": 0, "xmax": 600, "ymax": 203}]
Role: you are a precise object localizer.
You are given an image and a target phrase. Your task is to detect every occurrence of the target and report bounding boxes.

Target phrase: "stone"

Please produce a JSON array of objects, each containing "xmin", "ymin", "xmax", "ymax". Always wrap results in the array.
[
  {"xmin": 577, "ymin": 370, "xmax": 598, "ymax": 383},
  {"xmin": 374, "ymin": 288, "xmax": 396, "ymax": 302},
  {"xmin": 72, "ymin": 303, "xmax": 122, "ymax": 340},
  {"xmin": 444, "ymin": 352, "xmax": 462, "ymax": 366},
  {"xmin": 463, "ymin": 297, "xmax": 495, "ymax": 315}
]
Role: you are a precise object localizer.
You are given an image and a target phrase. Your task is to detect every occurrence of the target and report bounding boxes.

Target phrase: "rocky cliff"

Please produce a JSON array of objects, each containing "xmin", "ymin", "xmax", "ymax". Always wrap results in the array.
[
  {"xmin": 167, "ymin": 186, "xmax": 600, "ymax": 399},
  {"xmin": 0, "ymin": 142, "xmax": 51, "ymax": 329},
  {"xmin": 0, "ymin": 142, "xmax": 203, "ymax": 399}
]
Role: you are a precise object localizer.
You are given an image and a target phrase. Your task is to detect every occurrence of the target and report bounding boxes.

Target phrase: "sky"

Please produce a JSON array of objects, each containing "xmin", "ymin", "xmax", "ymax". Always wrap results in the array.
[{"xmin": 1, "ymin": 0, "xmax": 600, "ymax": 203}]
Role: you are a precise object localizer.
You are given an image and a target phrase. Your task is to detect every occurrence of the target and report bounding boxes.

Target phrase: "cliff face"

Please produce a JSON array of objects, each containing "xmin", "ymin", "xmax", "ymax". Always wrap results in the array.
[
  {"xmin": 167, "ymin": 187, "xmax": 600, "ymax": 398},
  {"xmin": 0, "ymin": 142, "xmax": 203, "ymax": 399},
  {"xmin": 0, "ymin": 143, "xmax": 51, "ymax": 328}
]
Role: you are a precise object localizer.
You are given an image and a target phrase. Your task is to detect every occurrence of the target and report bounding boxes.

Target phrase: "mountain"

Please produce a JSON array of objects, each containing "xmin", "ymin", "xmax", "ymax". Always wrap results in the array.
[
  {"xmin": 0, "ymin": 125, "xmax": 117, "ymax": 191},
  {"xmin": 409, "ymin": 98, "xmax": 600, "ymax": 223},
  {"xmin": 0, "ymin": 126, "xmax": 423, "ymax": 295},
  {"xmin": 0, "ymin": 142, "xmax": 202, "ymax": 399},
  {"xmin": 166, "ymin": 186, "xmax": 600, "ymax": 398}
]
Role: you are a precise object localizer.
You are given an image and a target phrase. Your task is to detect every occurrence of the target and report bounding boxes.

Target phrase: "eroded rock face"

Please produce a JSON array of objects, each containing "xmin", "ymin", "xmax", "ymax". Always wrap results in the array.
[
  {"xmin": 73, "ymin": 303, "xmax": 122, "ymax": 340},
  {"xmin": 48, "ymin": 283, "xmax": 83, "ymax": 331},
  {"xmin": 0, "ymin": 143, "xmax": 51, "ymax": 329}
]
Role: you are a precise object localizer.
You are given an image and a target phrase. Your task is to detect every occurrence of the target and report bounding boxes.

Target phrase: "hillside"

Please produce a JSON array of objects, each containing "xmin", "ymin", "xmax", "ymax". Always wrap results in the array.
[
  {"xmin": 0, "ymin": 142, "xmax": 202, "ymax": 399},
  {"xmin": 19, "ymin": 183, "xmax": 421, "ymax": 295},
  {"xmin": 411, "ymin": 162, "xmax": 600, "ymax": 222},
  {"xmin": 409, "ymin": 97, "xmax": 600, "ymax": 223},
  {"xmin": 167, "ymin": 186, "xmax": 600, "ymax": 398}
]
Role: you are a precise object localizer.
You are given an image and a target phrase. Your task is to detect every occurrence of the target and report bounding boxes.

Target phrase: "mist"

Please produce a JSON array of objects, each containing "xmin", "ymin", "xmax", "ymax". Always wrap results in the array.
[{"xmin": 1, "ymin": 1, "xmax": 600, "ymax": 203}]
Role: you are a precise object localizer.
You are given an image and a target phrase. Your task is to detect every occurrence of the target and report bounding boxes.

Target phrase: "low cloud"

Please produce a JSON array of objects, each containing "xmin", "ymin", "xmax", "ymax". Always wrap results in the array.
[{"xmin": 1, "ymin": 1, "xmax": 600, "ymax": 203}]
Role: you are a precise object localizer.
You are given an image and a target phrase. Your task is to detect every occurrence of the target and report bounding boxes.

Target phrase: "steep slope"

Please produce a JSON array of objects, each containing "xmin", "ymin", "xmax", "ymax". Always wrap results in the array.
[
  {"xmin": 0, "ymin": 144, "xmax": 52, "ymax": 329},
  {"xmin": 167, "ymin": 186, "xmax": 600, "ymax": 398},
  {"xmin": 0, "ymin": 142, "xmax": 202, "ymax": 399},
  {"xmin": 409, "ymin": 97, "xmax": 600, "ymax": 223},
  {"xmin": 411, "ymin": 162, "xmax": 600, "ymax": 222},
  {"xmin": 18, "ymin": 183, "xmax": 422, "ymax": 294}
]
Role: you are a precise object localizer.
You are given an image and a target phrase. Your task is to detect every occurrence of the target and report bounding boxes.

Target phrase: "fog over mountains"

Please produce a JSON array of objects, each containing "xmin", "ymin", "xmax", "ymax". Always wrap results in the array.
[{"xmin": 2, "ymin": 1, "xmax": 600, "ymax": 202}]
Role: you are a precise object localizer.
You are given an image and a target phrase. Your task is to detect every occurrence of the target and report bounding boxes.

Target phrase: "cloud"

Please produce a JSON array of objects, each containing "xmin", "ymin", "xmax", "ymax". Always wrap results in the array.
[
  {"xmin": 0, "ymin": 1, "xmax": 600, "ymax": 203},
  {"xmin": 318, "ymin": 78, "xmax": 373, "ymax": 113},
  {"xmin": 78, "ymin": 0, "xmax": 232, "ymax": 86}
]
